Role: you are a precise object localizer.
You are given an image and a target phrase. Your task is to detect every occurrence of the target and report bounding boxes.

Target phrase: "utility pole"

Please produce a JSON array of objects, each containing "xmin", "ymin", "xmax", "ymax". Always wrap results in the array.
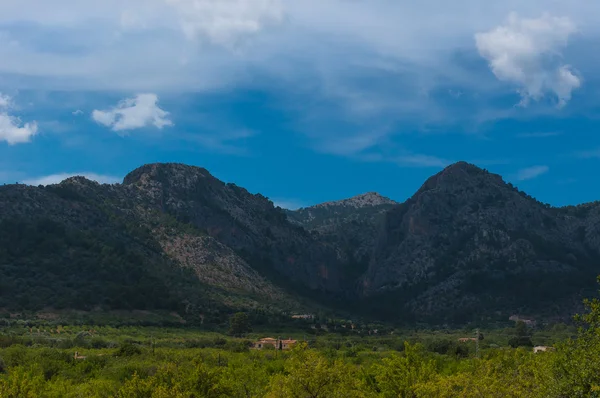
[{"xmin": 475, "ymin": 328, "xmax": 480, "ymax": 359}]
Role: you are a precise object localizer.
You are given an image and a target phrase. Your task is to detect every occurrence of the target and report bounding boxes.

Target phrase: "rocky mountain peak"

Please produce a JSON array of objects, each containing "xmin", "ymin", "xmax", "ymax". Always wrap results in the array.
[
  {"xmin": 314, "ymin": 192, "xmax": 398, "ymax": 209},
  {"xmin": 443, "ymin": 160, "xmax": 481, "ymax": 173},
  {"xmin": 123, "ymin": 163, "xmax": 213, "ymax": 188},
  {"xmin": 415, "ymin": 161, "xmax": 504, "ymax": 196},
  {"xmin": 60, "ymin": 176, "xmax": 102, "ymax": 186}
]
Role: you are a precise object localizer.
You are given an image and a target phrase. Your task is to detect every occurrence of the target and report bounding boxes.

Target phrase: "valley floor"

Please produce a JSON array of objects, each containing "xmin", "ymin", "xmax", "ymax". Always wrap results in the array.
[{"xmin": 0, "ymin": 313, "xmax": 597, "ymax": 397}]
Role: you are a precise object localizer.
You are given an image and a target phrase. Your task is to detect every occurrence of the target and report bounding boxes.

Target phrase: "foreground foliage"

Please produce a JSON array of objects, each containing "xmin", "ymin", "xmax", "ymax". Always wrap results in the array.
[{"xmin": 0, "ymin": 292, "xmax": 600, "ymax": 397}]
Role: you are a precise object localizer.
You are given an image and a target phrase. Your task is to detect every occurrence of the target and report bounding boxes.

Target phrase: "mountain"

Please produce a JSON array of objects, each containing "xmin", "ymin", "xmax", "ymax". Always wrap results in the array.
[
  {"xmin": 0, "ymin": 164, "xmax": 341, "ymax": 322},
  {"xmin": 122, "ymin": 164, "xmax": 342, "ymax": 292},
  {"xmin": 296, "ymin": 162, "xmax": 600, "ymax": 323},
  {"xmin": 2, "ymin": 161, "xmax": 600, "ymax": 325}
]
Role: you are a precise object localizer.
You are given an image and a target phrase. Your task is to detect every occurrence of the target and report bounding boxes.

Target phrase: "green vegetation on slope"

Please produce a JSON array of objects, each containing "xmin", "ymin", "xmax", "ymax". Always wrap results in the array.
[
  {"xmin": 0, "ymin": 216, "xmax": 206, "ymax": 313},
  {"xmin": 3, "ymin": 161, "xmax": 600, "ymax": 325}
]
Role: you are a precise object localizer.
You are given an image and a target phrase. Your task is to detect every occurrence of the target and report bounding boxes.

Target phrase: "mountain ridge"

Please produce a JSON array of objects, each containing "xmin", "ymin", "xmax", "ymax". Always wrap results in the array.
[
  {"xmin": 2, "ymin": 161, "xmax": 600, "ymax": 325},
  {"xmin": 308, "ymin": 192, "xmax": 398, "ymax": 210}
]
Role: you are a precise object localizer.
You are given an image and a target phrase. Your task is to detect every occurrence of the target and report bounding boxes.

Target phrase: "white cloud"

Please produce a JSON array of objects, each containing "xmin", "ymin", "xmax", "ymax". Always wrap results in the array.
[
  {"xmin": 23, "ymin": 172, "xmax": 121, "ymax": 186},
  {"xmin": 0, "ymin": 93, "xmax": 38, "ymax": 145},
  {"xmin": 92, "ymin": 93, "xmax": 173, "ymax": 132},
  {"xmin": 0, "ymin": 0, "xmax": 598, "ymax": 159},
  {"xmin": 0, "ymin": 94, "xmax": 10, "ymax": 108},
  {"xmin": 475, "ymin": 13, "xmax": 581, "ymax": 107},
  {"xmin": 516, "ymin": 165, "xmax": 549, "ymax": 181},
  {"xmin": 0, "ymin": 0, "xmax": 595, "ymax": 94},
  {"xmin": 72, "ymin": 109, "xmax": 83, "ymax": 116},
  {"xmin": 165, "ymin": 0, "xmax": 284, "ymax": 48}
]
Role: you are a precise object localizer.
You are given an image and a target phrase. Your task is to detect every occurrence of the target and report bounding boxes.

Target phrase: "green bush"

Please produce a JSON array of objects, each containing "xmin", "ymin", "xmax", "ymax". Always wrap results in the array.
[
  {"xmin": 90, "ymin": 337, "xmax": 110, "ymax": 349},
  {"xmin": 116, "ymin": 342, "xmax": 142, "ymax": 357},
  {"xmin": 508, "ymin": 336, "xmax": 533, "ymax": 348}
]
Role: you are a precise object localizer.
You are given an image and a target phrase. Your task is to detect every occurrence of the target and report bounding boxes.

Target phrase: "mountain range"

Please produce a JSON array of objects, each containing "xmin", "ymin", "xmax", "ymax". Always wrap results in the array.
[{"xmin": 1, "ymin": 161, "xmax": 599, "ymax": 325}]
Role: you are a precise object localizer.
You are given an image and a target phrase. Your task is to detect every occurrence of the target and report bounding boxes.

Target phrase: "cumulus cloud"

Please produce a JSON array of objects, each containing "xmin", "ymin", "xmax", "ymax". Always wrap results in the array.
[
  {"xmin": 165, "ymin": 0, "xmax": 284, "ymax": 48},
  {"xmin": 516, "ymin": 165, "xmax": 549, "ymax": 181},
  {"xmin": 1, "ymin": 1, "xmax": 599, "ymax": 159},
  {"xmin": 92, "ymin": 93, "xmax": 173, "ymax": 132},
  {"xmin": 475, "ymin": 13, "xmax": 581, "ymax": 107},
  {"xmin": 0, "ymin": 93, "xmax": 38, "ymax": 145},
  {"xmin": 0, "ymin": 95, "xmax": 10, "ymax": 108},
  {"xmin": 0, "ymin": 1, "xmax": 598, "ymax": 104},
  {"xmin": 23, "ymin": 172, "xmax": 121, "ymax": 186}
]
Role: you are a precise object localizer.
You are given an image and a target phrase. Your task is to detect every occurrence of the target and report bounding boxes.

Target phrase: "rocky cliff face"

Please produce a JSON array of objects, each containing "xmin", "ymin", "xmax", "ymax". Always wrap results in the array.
[
  {"xmin": 122, "ymin": 163, "xmax": 343, "ymax": 292},
  {"xmin": 2, "ymin": 161, "xmax": 600, "ymax": 324}
]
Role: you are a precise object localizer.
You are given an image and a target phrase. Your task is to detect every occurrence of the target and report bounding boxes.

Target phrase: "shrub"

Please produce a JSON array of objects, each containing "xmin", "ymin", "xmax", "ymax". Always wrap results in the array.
[
  {"xmin": 426, "ymin": 339, "xmax": 454, "ymax": 355},
  {"xmin": 226, "ymin": 340, "xmax": 252, "ymax": 353},
  {"xmin": 116, "ymin": 342, "xmax": 142, "ymax": 357},
  {"xmin": 508, "ymin": 336, "xmax": 533, "ymax": 348},
  {"xmin": 90, "ymin": 337, "xmax": 110, "ymax": 349}
]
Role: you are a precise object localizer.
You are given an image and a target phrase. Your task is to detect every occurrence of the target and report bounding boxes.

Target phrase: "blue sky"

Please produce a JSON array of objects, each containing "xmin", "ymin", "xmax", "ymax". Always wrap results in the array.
[{"xmin": 1, "ymin": 1, "xmax": 600, "ymax": 209}]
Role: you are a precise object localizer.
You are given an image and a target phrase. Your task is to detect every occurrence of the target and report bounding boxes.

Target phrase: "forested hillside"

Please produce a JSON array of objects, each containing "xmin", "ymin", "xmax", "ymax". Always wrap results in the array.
[{"xmin": 2, "ymin": 162, "xmax": 600, "ymax": 325}]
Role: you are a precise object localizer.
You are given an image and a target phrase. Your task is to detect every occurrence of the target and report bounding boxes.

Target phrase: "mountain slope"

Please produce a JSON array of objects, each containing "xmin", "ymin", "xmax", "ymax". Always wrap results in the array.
[
  {"xmin": 122, "ymin": 163, "xmax": 343, "ymax": 292},
  {"xmin": 0, "ymin": 167, "xmax": 330, "ymax": 318},
  {"xmin": 0, "ymin": 181, "xmax": 201, "ymax": 313},
  {"xmin": 285, "ymin": 192, "xmax": 398, "ymax": 283},
  {"xmin": 357, "ymin": 162, "xmax": 600, "ymax": 322}
]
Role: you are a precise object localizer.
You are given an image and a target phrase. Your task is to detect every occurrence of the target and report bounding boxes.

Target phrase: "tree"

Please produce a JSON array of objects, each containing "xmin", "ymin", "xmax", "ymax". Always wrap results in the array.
[
  {"xmin": 0, "ymin": 366, "xmax": 45, "ymax": 398},
  {"xmin": 508, "ymin": 321, "xmax": 533, "ymax": 348},
  {"xmin": 375, "ymin": 342, "xmax": 436, "ymax": 398},
  {"xmin": 266, "ymin": 343, "xmax": 368, "ymax": 398},
  {"xmin": 538, "ymin": 279, "xmax": 600, "ymax": 396},
  {"xmin": 515, "ymin": 321, "xmax": 527, "ymax": 337},
  {"xmin": 225, "ymin": 357, "xmax": 270, "ymax": 398},
  {"xmin": 228, "ymin": 312, "xmax": 251, "ymax": 337},
  {"xmin": 116, "ymin": 342, "xmax": 142, "ymax": 357}
]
